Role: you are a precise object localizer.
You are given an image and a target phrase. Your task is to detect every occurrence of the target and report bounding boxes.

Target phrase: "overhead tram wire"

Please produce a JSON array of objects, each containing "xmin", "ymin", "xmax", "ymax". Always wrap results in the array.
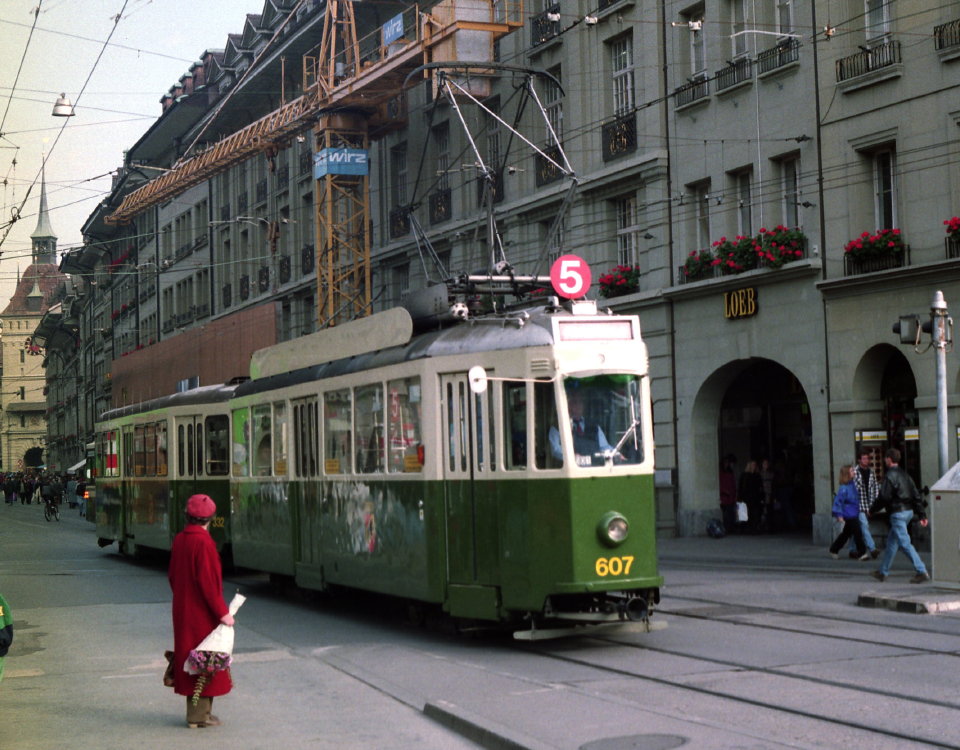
[
  {"xmin": 0, "ymin": 3, "xmax": 43, "ymax": 140},
  {"xmin": 0, "ymin": 0, "xmax": 132, "ymax": 252}
]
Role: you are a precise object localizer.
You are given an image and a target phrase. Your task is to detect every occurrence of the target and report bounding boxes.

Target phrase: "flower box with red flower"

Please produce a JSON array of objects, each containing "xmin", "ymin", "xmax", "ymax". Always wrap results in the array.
[
  {"xmin": 758, "ymin": 225, "xmax": 806, "ymax": 268},
  {"xmin": 844, "ymin": 228, "xmax": 907, "ymax": 275},
  {"xmin": 945, "ymin": 217, "xmax": 960, "ymax": 259},
  {"xmin": 711, "ymin": 235, "xmax": 758, "ymax": 273},
  {"xmin": 598, "ymin": 265, "xmax": 641, "ymax": 298},
  {"xmin": 680, "ymin": 249, "xmax": 714, "ymax": 282}
]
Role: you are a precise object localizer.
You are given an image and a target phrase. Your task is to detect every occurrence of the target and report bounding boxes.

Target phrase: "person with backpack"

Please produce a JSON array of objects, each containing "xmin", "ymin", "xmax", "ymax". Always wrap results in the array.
[{"xmin": 869, "ymin": 448, "xmax": 930, "ymax": 583}]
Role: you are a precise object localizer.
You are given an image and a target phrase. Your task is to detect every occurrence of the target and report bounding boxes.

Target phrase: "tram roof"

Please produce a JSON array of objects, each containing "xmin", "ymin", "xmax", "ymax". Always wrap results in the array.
[
  {"xmin": 233, "ymin": 304, "xmax": 563, "ymax": 399},
  {"xmin": 100, "ymin": 382, "xmax": 242, "ymax": 422}
]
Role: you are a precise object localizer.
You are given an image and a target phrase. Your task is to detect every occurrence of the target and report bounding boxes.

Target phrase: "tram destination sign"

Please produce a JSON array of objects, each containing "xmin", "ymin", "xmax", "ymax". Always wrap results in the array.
[{"xmin": 724, "ymin": 287, "xmax": 758, "ymax": 320}]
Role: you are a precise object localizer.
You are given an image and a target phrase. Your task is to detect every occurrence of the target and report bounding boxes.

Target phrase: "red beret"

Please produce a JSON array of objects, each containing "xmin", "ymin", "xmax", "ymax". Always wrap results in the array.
[{"xmin": 185, "ymin": 494, "xmax": 216, "ymax": 519}]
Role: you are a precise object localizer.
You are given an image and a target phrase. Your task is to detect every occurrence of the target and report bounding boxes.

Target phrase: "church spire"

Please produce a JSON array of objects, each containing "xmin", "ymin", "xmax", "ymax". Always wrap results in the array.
[{"xmin": 30, "ymin": 164, "xmax": 57, "ymax": 264}]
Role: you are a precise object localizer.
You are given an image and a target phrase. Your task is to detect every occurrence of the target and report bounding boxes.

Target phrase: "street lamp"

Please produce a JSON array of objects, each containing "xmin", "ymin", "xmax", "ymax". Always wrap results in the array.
[
  {"xmin": 892, "ymin": 290, "xmax": 954, "ymax": 476},
  {"xmin": 51, "ymin": 94, "xmax": 75, "ymax": 117}
]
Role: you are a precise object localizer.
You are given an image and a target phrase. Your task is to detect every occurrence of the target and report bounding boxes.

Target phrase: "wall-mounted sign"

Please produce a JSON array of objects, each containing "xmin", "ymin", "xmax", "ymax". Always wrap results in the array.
[
  {"xmin": 723, "ymin": 287, "xmax": 757, "ymax": 319},
  {"xmin": 383, "ymin": 13, "xmax": 404, "ymax": 45},
  {"xmin": 314, "ymin": 148, "xmax": 369, "ymax": 177}
]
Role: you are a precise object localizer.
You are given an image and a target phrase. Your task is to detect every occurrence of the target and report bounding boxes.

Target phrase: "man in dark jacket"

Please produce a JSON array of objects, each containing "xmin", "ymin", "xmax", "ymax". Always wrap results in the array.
[{"xmin": 869, "ymin": 448, "xmax": 929, "ymax": 583}]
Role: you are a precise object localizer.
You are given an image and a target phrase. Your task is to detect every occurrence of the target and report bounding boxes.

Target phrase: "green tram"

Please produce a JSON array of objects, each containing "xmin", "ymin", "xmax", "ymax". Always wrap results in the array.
[{"xmin": 93, "ymin": 300, "xmax": 662, "ymax": 638}]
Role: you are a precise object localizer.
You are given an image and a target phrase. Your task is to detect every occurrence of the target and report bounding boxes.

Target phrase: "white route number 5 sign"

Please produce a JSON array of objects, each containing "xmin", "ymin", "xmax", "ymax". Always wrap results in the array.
[{"xmin": 550, "ymin": 255, "xmax": 591, "ymax": 299}]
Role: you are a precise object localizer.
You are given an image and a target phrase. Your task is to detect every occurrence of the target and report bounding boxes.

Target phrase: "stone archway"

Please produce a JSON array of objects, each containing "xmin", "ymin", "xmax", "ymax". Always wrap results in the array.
[
  {"xmin": 24, "ymin": 446, "xmax": 43, "ymax": 468},
  {"xmin": 682, "ymin": 358, "xmax": 812, "ymax": 534}
]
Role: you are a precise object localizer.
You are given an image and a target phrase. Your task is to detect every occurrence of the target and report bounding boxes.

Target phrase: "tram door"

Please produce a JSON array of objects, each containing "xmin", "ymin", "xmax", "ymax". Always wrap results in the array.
[
  {"xmin": 440, "ymin": 372, "xmax": 499, "ymax": 612},
  {"xmin": 174, "ymin": 416, "xmax": 205, "ymax": 496}
]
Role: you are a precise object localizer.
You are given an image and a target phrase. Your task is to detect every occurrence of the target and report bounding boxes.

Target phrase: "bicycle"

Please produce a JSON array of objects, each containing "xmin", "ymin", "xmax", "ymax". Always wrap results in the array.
[{"xmin": 43, "ymin": 501, "xmax": 60, "ymax": 522}]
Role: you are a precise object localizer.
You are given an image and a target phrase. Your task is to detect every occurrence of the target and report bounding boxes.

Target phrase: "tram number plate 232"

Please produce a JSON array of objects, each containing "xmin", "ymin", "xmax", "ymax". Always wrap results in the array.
[{"xmin": 595, "ymin": 556, "xmax": 634, "ymax": 577}]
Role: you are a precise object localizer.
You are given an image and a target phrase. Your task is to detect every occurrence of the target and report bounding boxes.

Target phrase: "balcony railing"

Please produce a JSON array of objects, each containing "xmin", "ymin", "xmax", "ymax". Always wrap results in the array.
[
  {"xmin": 947, "ymin": 235, "xmax": 960, "ymax": 259},
  {"xmin": 844, "ymin": 246, "xmax": 910, "ymax": 276},
  {"xmin": 222, "ymin": 283, "xmax": 232, "ymax": 308},
  {"xmin": 535, "ymin": 144, "xmax": 564, "ymax": 187},
  {"xmin": 476, "ymin": 172, "xmax": 504, "ymax": 207},
  {"xmin": 277, "ymin": 165, "xmax": 290, "ymax": 191},
  {"xmin": 715, "ymin": 57, "xmax": 752, "ymax": 91},
  {"xmin": 279, "ymin": 254, "xmax": 291, "ymax": 284},
  {"xmin": 429, "ymin": 188, "xmax": 452, "ymax": 225},
  {"xmin": 255, "ymin": 178, "xmax": 268, "ymax": 204},
  {"xmin": 530, "ymin": 5, "xmax": 561, "ymax": 48},
  {"xmin": 301, "ymin": 244, "xmax": 315, "ymax": 275},
  {"xmin": 836, "ymin": 39, "xmax": 901, "ymax": 82},
  {"xmin": 601, "ymin": 111, "xmax": 637, "ymax": 162},
  {"xmin": 389, "ymin": 206, "xmax": 410, "ymax": 239},
  {"xmin": 935, "ymin": 19, "xmax": 960, "ymax": 51},
  {"xmin": 239, "ymin": 274, "xmax": 250, "ymax": 301},
  {"xmin": 675, "ymin": 76, "xmax": 710, "ymax": 107},
  {"xmin": 258, "ymin": 266, "xmax": 270, "ymax": 292},
  {"xmin": 298, "ymin": 149, "xmax": 312, "ymax": 176},
  {"xmin": 757, "ymin": 38, "xmax": 801, "ymax": 75}
]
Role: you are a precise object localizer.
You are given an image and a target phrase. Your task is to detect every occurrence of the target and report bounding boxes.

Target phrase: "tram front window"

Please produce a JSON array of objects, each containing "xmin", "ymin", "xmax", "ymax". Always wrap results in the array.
[{"xmin": 555, "ymin": 375, "xmax": 644, "ymax": 467}]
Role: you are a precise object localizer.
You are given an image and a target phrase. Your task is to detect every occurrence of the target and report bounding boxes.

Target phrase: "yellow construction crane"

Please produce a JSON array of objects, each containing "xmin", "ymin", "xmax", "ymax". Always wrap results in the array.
[{"xmin": 106, "ymin": 0, "xmax": 523, "ymax": 327}]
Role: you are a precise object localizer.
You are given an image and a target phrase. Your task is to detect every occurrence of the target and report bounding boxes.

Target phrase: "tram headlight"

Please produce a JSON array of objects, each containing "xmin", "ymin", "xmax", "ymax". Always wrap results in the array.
[{"xmin": 597, "ymin": 511, "xmax": 629, "ymax": 547}]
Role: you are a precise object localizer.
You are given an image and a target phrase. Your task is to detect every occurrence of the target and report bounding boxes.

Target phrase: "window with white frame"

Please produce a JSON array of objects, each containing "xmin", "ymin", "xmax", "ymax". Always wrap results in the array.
[
  {"xmin": 691, "ymin": 183, "xmax": 711, "ymax": 249},
  {"xmin": 391, "ymin": 143, "xmax": 408, "ymax": 208},
  {"xmin": 544, "ymin": 66, "xmax": 563, "ymax": 145},
  {"xmin": 874, "ymin": 148, "xmax": 897, "ymax": 229},
  {"xmin": 865, "ymin": 0, "xmax": 891, "ymax": 42},
  {"xmin": 776, "ymin": 0, "xmax": 794, "ymax": 35},
  {"xmin": 610, "ymin": 36, "xmax": 635, "ymax": 116},
  {"xmin": 615, "ymin": 195, "xmax": 641, "ymax": 266},
  {"xmin": 391, "ymin": 263, "xmax": 410, "ymax": 307},
  {"xmin": 780, "ymin": 156, "xmax": 800, "ymax": 228},
  {"xmin": 434, "ymin": 123, "xmax": 450, "ymax": 192},
  {"xmin": 688, "ymin": 7, "xmax": 706, "ymax": 76},
  {"xmin": 736, "ymin": 170, "xmax": 753, "ymax": 236},
  {"xmin": 731, "ymin": 0, "xmax": 748, "ymax": 58}
]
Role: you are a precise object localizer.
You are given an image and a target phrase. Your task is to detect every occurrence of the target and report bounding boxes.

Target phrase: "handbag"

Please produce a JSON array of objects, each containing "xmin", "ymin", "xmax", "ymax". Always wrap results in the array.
[
  {"xmin": 163, "ymin": 650, "xmax": 175, "ymax": 687},
  {"xmin": 736, "ymin": 501, "xmax": 749, "ymax": 523}
]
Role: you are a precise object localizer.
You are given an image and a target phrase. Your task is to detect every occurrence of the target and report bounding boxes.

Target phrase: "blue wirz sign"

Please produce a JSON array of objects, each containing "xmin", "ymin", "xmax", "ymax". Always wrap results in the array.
[
  {"xmin": 382, "ymin": 13, "xmax": 404, "ymax": 45},
  {"xmin": 314, "ymin": 148, "xmax": 369, "ymax": 177}
]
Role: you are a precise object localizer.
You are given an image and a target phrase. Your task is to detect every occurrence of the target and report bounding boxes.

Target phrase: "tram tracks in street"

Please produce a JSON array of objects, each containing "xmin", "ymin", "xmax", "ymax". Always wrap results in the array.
[{"xmin": 523, "ymin": 605, "xmax": 960, "ymax": 750}]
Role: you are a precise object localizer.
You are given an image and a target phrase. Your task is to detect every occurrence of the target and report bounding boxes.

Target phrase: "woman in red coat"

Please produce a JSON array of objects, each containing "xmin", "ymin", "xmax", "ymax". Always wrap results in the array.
[{"xmin": 169, "ymin": 494, "xmax": 234, "ymax": 728}]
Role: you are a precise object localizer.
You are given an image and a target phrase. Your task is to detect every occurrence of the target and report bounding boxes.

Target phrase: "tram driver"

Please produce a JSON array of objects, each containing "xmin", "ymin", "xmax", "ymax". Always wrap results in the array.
[{"xmin": 549, "ymin": 388, "xmax": 616, "ymax": 466}]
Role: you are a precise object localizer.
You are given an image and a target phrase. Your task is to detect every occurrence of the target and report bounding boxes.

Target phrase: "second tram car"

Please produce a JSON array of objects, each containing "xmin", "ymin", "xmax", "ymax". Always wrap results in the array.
[{"xmin": 92, "ymin": 299, "xmax": 662, "ymax": 637}]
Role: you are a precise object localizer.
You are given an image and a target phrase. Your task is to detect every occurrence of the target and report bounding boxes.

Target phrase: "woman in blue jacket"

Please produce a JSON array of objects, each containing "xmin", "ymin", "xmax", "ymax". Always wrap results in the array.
[{"xmin": 829, "ymin": 465, "xmax": 869, "ymax": 560}]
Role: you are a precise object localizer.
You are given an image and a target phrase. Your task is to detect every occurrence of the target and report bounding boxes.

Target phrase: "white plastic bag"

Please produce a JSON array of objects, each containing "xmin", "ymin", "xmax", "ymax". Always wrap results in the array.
[
  {"xmin": 184, "ymin": 593, "xmax": 246, "ymax": 674},
  {"xmin": 736, "ymin": 501, "xmax": 749, "ymax": 523}
]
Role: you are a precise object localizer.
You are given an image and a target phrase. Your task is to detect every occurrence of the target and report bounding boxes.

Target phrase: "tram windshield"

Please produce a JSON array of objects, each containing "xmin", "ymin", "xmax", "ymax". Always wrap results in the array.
[{"xmin": 554, "ymin": 375, "xmax": 644, "ymax": 467}]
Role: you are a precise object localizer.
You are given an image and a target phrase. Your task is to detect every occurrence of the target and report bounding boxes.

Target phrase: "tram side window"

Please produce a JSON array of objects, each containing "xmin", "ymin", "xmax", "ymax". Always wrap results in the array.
[
  {"xmin": 252, "ymin": 404, "xmax": 273, "ymax": 476},
  {"xmin": 355, "ymin": 384, "xmax": 385, "ymax": 474},
  {"xmin": 503, "ymin": 382, "xmax": 527, "ymax": 470},
  {"xmin": 232, "ymin": 407, "xmax": 250, "ymax": 476},
  {"xmin": 122, "ymin": 428, "xmax": 134, "ymax": 477},
  {"xmin": 134, "ymin": 425, "xmax": 146, "ymax": 476},
  {"xmin": 273, "ymin": 401, "xmax": 288, "ymax": 476},
  {"xmin": 534, "ymin": 380, "xmax": 560, "ymax": 470},
  {"xmin": 156, "ymin": 422, "xmax": 168, "ymax": 476},
  {"xmin": 387, "ymin": 377, "xmax": 422, "ymax": 473},
  {"xmin": 293, "ymin": 398, "xmax": 319, "ymax": 477},
  {"xmin": 195, "ymin": 421, "xmax": 204, "ymax": 477},
  {"xmin": 144, "ymin": 423, "xmax": 157, "ymax": 476},
  {"xmin": 205, "ymin": 415, "xmax": 229, "ymax": 475},
  {"xmin": 324, "ymin": 390, "xmax": 352, "ymax": 474},
  {"xmin": 98, "ymin": 430, "xmax": 119, "ymax": 478}
]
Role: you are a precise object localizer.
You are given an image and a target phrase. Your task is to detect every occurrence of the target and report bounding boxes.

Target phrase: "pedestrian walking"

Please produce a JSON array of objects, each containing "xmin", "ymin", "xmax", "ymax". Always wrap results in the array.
[
  {"xmin": 168, "ymin": 494, "xmax": 234, "ymax": 729},
  {"xmin": 829, "ymin": 465, "xmax": 868, "ymax": 559},
  {"xmin": 849, "ymin": 449, "xmax": 880, "ymax": 559},
  {"xmin": 869, "ymin": 448, "xmax": 930, "ymax": 583}
]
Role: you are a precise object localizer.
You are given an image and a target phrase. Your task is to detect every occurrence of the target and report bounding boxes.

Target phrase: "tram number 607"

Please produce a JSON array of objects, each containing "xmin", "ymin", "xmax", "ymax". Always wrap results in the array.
[{"xmin": 595, "ymin": 555, "xmax": 634, "ymax": 577}]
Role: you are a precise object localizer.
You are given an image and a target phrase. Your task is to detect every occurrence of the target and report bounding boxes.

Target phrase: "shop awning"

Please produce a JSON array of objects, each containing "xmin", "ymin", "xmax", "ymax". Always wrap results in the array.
[{"xmin": 67, "ymin": 459, "xmax": 85, "ymax": 473}]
